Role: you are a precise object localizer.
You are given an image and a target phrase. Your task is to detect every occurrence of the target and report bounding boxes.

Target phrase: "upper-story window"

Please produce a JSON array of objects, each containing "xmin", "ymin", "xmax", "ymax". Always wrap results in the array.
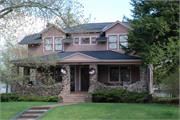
[
  {"xmin": 54, "ymin": 37, "xmax": 62, "ymax": 51},
  {"xmin": 45, "ymin": 38, "xmax": 53, "ymax": 51},
  {"xmin": 81, "ymin": 38, "xmax": 90, "ymax": 44},
  {"xmin": 91, "ymin": 37, "xmax": 96, "ymax": 44},
  {"xmin": 119, "ymin": 35, "xmax": 128, "ymax": 48},
  {"xmin": 75, "ymin": 38, "xmax": 79, "ymax": 44},
  {"xmin": 109, "ymin": 35, "xmax": 117, "ymax": 49}
]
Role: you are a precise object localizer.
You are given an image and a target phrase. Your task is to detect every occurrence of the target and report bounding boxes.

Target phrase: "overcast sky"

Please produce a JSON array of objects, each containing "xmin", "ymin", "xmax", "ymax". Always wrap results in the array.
[{"xmin": 78, "ymin": 0, "xmax": 133, "ymax": 23}]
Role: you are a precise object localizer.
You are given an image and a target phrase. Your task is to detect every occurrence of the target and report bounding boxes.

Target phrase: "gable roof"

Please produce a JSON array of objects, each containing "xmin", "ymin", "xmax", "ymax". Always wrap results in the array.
[
  {"xmin": 19, "ymin": 33, "xmax": 42, "ymax": 44},
  {"xmin": 10, "ymin": 50, "xmax": 141, "ymax": 63},
  {"xmin": 39, "ymin": 24, "xmax": 67, "ymax": 34},
  {"xmin": 102, "ymin": 20, "xmax": 134, "ymax": 32}
]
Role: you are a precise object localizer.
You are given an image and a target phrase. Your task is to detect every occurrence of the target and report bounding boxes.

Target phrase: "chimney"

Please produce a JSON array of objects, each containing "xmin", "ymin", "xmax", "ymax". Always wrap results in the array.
[{"xmin": 46, "ymin": 22, "xmax": 51, "ymax": 28}]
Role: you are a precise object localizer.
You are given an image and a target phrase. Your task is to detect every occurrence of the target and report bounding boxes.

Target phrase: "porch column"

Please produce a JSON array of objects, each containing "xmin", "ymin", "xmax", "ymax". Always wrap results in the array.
[
  {"xmin": 58, "ymin": 64, "xmax": 70, "ymax": 102},
  {"xmin": 88, "ymin": 64, "xmax": 98, "ymax": 93},
  {"xmin": 140, "ymin": 67, "xmax": 147, "ymax": 92}
]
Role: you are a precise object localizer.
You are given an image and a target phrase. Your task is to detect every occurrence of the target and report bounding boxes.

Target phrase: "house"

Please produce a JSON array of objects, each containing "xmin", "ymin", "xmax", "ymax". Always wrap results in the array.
[{"xmin": 10, "ymin": 20, "xmax": 153, "ymax": 103}]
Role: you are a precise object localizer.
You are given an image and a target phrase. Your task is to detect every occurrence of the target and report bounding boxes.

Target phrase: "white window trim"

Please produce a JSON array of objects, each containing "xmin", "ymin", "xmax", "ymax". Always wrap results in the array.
[
  {"xmin": 43, "ymin": 36, "xmax": 64, "ymax": 52},
  {"xmin": 106, "ymin": 33, "xmax": 128, "ymax": 50},
  {"xmin": 108, "ymin": 65, "xmax": 131, "ymax": 83},
  {"xmin": 73, "ymin": 36, "xmax": 98, "ymax": 45},
  {"xmin": 119, "ymin": 35, "xmax": 128, "ymax": 49}
]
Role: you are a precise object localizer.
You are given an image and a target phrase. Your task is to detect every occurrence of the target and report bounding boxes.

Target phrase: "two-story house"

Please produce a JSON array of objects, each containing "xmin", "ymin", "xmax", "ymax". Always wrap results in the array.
[{"xmin": 11, "ymin": 20, "xmax": 153, "ymax": 103}]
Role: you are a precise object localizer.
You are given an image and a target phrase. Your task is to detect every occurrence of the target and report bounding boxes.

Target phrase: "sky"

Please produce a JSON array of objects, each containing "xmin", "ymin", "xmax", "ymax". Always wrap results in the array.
[{"xmin": 78, "ymin": 0, "xmax": 133, "ymax": 23}]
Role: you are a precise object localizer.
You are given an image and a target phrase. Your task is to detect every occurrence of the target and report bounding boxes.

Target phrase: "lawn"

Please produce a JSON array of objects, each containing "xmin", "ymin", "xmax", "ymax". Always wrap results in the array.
[
  {"xmin": 0, "ymin": 102, "xmax": 59, "ymax": 119},
  {"xmin": 39, "ymin": 103, "xmax": 179, "ymax": 119}
]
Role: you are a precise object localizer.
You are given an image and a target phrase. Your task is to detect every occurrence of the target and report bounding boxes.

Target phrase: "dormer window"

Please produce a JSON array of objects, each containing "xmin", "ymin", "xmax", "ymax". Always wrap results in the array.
[
  {"xmin": 119, "ymin": 35, "xmax": 128, "ymax": 48},
  {"xmin": 75, "ymin": 38, "xmax": 79, "ymax": 44},
  {"xmin": 45, "ymin": 38, "xmax": 53, "ymax": 51},
  {"xmin": 108, "ymin": 35, "xmax": 117, "ymax": 49},
  {"xmin": 81, "ymin": 38, "xmax": 90, "ymax": 44},
  {"xmin": 55, "ymin": 37, "xmax": 62, "ymax": 51}
]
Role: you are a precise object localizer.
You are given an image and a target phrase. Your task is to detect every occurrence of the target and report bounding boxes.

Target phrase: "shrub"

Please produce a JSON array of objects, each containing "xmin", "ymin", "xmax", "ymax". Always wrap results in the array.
[
  {"xmin": 88, "ymin": 89, "xmax": 150, "ymax": 103},
  {"xmin": 1, "ymin": 93, "xmax": 58, "ymax": 102}
]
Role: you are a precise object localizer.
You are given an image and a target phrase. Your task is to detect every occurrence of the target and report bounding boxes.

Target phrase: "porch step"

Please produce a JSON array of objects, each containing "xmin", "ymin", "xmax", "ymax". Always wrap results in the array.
[
  {"xmin": 14, "ymin": 107, "xmax": 51, "ymax": 120},
  {"xmin": 63, "ymin": 92, "xmax": 92, "ymax": 103}
]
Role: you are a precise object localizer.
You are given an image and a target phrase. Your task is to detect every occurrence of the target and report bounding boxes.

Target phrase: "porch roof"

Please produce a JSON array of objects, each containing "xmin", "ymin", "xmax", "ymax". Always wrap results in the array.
[{"xmin": 10, "ymin": 50, "xmax": 141, "ymax": 63}]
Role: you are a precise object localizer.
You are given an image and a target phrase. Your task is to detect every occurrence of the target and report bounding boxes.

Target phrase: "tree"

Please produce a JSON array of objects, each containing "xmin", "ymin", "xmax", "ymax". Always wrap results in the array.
[{"xmin": 122, "ymin": 0, "xmax": 179, "ymax": 84}]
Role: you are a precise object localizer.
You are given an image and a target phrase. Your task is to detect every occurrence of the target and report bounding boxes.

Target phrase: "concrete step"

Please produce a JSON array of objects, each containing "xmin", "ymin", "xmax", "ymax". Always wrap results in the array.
[
  {"xmin": 15, "ymin": 119, "xmax": 35, "ymax": 120},
  {"xmin": 19, "ymin": 114, "xmax": 41, "ymax": 119},
  {"xmin": 31, "ymin": 107, "xmax": 50, "ymax": 110},
  {"xmin": 26, "ymin": 110, "xmax": 47, "ymax": 114}
]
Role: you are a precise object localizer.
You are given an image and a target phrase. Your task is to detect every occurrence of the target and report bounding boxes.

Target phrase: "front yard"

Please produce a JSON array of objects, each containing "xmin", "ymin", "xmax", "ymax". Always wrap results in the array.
[
  {"xmin": 39, "ymin": 103, "xmax": 179, "ymax": 119},
  {"xmin": 0, "ymin": 102, "xmax": 59, "ymax": 119}
]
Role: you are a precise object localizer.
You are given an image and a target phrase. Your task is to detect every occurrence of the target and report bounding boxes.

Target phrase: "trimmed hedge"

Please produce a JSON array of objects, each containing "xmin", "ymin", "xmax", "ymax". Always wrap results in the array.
[
  {"xmin": 0, "ymin": 93, "xmax": 58, "ymax": 102},
  {"xmin": 88, "ymin": 89, "xmax": 150, "ymax": 103}
]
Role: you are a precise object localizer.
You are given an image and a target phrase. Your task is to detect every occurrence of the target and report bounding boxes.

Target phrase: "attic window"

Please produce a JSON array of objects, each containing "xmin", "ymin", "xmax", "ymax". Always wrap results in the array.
[{"xmin": 45, "ymin": 38, "xmax": 53, "ymax": 51}]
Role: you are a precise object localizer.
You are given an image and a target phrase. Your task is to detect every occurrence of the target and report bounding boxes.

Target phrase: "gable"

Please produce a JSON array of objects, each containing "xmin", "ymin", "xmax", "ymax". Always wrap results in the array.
[
  {"xmin": 42, "ymin": 26, "xmax": 66, "ymax": 37},
  {"xmin": 63, "ymin": 53, "xmax": 99, "ymax": 61},
  {"xmin": 106, "ymin": 23, "xmax": 129, "ymax": 34}
]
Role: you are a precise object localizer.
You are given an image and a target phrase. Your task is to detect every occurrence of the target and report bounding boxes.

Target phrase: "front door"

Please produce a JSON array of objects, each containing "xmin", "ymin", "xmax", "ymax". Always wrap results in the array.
[{"xmin": 81, "ymin": 68, "xmax": 89, "ymax": 91}]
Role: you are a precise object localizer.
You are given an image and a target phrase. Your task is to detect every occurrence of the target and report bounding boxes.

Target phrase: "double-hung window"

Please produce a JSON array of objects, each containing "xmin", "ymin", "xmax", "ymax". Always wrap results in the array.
[
  {"xmin": 119, "ymin": 35, "xmax": 128, "ymax": 49},
  {"xmin": 109, "ymin": 35, "xmax": 117, "ymax": 49},
  {"xmin": 75, "ymin": 38, "xmax": 79, "ymax": 44},
  {"xmin": 45, "ymin": 38, "xmax": 53, "ymax": 51},
  {"xmin": 54, "ymin": 37, "xmax": 62, "ymax": 51}
]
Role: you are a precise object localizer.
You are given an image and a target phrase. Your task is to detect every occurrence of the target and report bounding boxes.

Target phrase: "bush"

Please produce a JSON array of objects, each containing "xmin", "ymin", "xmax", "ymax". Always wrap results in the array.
[
  {"xmin": 1, "ymin": 93, "xmax": 58, "ymax": 102},
  {"xmin": 0, "ymin": 93, "xmax": 19, "ymax": 102},
  {"xmin": 88, "ymin": 89, "xmax": 150, "ymax": 103},
  {"xmin": 151, "ymin": 97, "xmax": 179, "ymax": 104}
]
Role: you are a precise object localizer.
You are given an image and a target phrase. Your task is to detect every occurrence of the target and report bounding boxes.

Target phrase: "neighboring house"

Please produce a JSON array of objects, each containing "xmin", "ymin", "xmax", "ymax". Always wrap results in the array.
[{"xmin": 11, "ymin": 20, "xmax": 153, "ymax": 102}]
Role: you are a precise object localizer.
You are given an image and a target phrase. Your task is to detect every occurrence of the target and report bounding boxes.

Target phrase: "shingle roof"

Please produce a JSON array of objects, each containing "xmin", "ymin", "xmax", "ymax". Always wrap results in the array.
[
  {"xmin": 19, "ymin": 34, "xmax": 42, "ymax": 44},
  {"xmin": 10, "ymin": 50, "xmax": 141, "ymax": 63},
  {"xmin": 96, "ymin": 37, "xmax": 107, "ymax": 42},
  {"xmin": 62, "ymin": 38, "xmax": 73, "ymax": 43}
]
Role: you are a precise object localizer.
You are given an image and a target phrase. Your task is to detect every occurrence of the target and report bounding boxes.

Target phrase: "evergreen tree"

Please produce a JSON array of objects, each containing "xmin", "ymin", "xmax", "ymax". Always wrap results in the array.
[{"xmin": 122, "ymin": 0, "xmax": 179, "ymax": 84}]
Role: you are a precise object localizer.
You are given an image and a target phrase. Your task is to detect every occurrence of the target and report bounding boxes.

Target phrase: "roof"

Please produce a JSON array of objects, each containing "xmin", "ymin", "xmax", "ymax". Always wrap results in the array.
[
  {"xmin": 96, "ymin": 37, "xmax": 107, "ymax": 42},
  {"xmin": 10, "ymin": 50, "xmax": 141, "ymax": 63},
  {"xmin": 19, "ymin": 34, "xmax": 42, "ymax": 44},
  {"xmin": 62, "ymin": 38, "xmax": 73, "ymax": 43}
]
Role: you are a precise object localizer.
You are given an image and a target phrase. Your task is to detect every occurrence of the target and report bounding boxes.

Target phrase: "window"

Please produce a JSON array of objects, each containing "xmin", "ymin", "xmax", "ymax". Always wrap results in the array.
[
  {"xmin": 54, "ymin": 37, "xmax": 62, "ymax": 50},
  {"xmin": 55, "ymin": 68, "xmax": 62, "ymax": 82},
  {"xmin": 75, "ymin": 38, "xmax": 79, "ymax": 44},
  {"xmin": 45, "ymin": 38, "xmax": 53, "ymax": 51},
  {"xmin": 121, "ymin": 67, "xmax": 130, "ymax": 81},
  {"xmin": 110, "ymin": 67, "xmax": 119, "ymax": 81},
  {"xmin": 119, "ymin": 35, "xmax": 128, "ymax": 48},
  {"xmin": 92, "ymin": 37, "xmax": 96, "ymax": 44},
  {"xmin": 70, "ymin": 67, "xmax": 74, "ymax": 82},
  {"xmin": 81, "ymin": 38, "xmax": 90, "ymax": 44},
  {"xmin": 109, "ymin": 35, "xmax": 117, "ymax": 49}
]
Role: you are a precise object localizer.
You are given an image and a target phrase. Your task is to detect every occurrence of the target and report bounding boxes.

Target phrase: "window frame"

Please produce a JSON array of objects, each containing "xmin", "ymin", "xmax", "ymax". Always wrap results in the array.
[
  {"xmin": 55, "ymin": 67, "xmax": 62, "ymax": 83},
  {"xmin": 54, "ymin": 37, "xmax": 63, "ymax": 51},
  {"xmin": 44, "ymin": 37, "xmax": 53, "ymax": 52},
  {"xmin": 74, "ymin": 38, "xmax": 79, "ymax": 44},
  {"xmin": 108, "ymin": 65, "xmax": 131, "ymax": 83},
  {"xmin": 119, "ymin": 35, "xmax": 128, "ymax": 49},
  {"xmin": 81, "ymin": 37, "xmax": 90, "ymax": 44},
  {"xmin": 91, "ymin": 37, "xmax": 97, "ymax": 44},
  {"xmin": 109, "ymin": 67, "xmax": 119, "ymax": 82},
  {"xmin": 120, "ymin": 66, "xmax": 130, "ymax": 81},
  {"xmin": 108, "ymin": 35, "xmax": 117, "ymax": 50}
]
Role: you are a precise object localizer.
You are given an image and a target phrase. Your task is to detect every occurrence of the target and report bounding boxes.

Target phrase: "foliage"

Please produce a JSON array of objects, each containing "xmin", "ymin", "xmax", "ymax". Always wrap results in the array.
[
  {"xmin": 88, "ymin": 89, "xmax": 149, "ymax": 103},
  {"xmin": 38, "ymin": 103, "xmax": 179, "ymax": 119},
  {"xmin": 151, "ymin": 97, "xmax": 179, "ymax": 104},
  {"xmin": 0, "ymin": 93, "xmax": 58, "ymax": 102},
  {"xmin": 123, "ymin": 1, "xmax": 179, "ymax": 84}
]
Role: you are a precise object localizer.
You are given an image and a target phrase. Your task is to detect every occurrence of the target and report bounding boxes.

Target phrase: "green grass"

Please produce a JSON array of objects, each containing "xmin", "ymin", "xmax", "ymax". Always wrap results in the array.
[
  {"xmin": 39, "ymin": 103, "xmax": 179, "ymax": 119},
  {"xmin": 0, "ymin": 102, "xmax": 59, "ymax": 119}
]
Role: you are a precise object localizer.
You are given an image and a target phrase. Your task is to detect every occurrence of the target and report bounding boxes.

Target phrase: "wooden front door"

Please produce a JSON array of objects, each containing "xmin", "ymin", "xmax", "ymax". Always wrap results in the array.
[{"xmin": 81, "ymin": 68, "xmax": 89, "ymax": 91}]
